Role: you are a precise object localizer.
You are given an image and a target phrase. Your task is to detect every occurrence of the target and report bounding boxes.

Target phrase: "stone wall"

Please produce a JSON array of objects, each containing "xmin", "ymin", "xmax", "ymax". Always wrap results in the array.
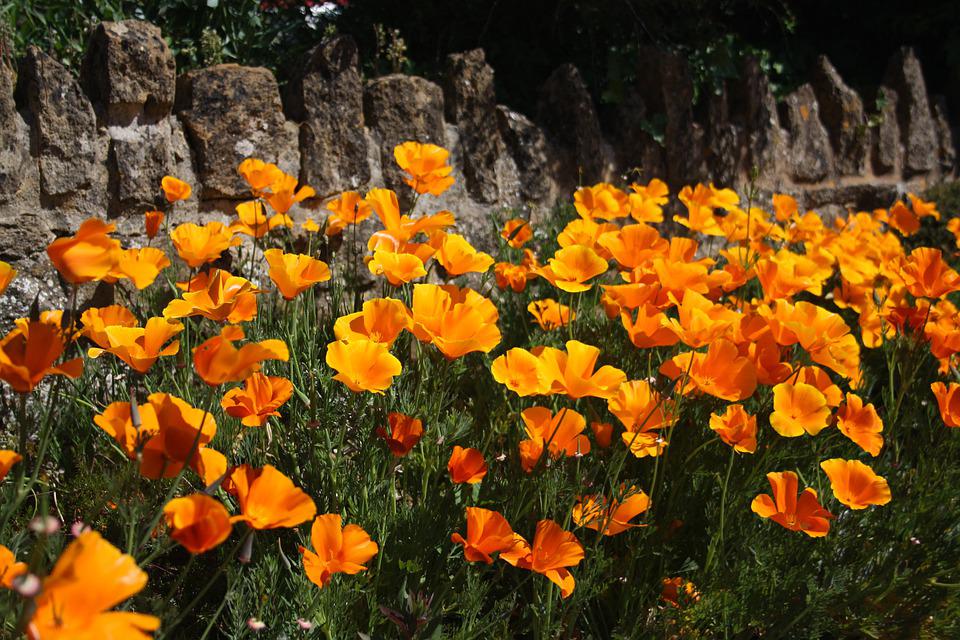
[{"xmin": 0, "ymin": 19, "xmax": 955, "ymax": 313}]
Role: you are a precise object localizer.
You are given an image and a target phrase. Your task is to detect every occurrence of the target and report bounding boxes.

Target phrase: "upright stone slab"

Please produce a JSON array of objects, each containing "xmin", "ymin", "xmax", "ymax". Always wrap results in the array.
[
  {"xmin": 496, "ymin": 105, "xmax": 552, "ymax": 202},
  {"xmin": 610, "ymin": 87, "xmax": 666, "ymax": 183},
  {"xmin": 285, "ymin": 36, "xmax": 369, "ymax": 197},
  {"xmin": 176, "ymin": 64, "xmax": 295, "ymax": 199},
  {"xmin": 810, "ymin": 56, "xmax": 868, "ymax": 175},
  {"xmin": 872, "ymin": 86, "xmax": 900, "ymax": 175},
  {"xmin": 537, "ymin": 64, "xmax": 605, "ymax": 186},
  {"xmin": 733, "ymin": 57, "xmax": 787, "ymax": 185},
  {"xmin": 782, "ymin": 83, "xmax": 834, "ymax": 183},
  {"xmin": 363, "ymin": 74, "xmax": 445, "ymax": 198},
  {"xmin": 884, "ymin": 47, "xmax": 937, "ymax": 176},
  {"xmin": 443, "ymin": 49, "xmax": 502, "ymax": 203},
  {"xmin": 15, "ymin": 47, "xmax": 98, "ymax": 199},
  {"xmin": 0, "ymin": 61, "xmax": 31, "ymax": 200},
  {"xmin": 706, "ymin": 84, "xmax": 745, "ymax": 187},
  {"xmin": 931, "ymin": 95, "xmax": 956, "ymax": 175}
]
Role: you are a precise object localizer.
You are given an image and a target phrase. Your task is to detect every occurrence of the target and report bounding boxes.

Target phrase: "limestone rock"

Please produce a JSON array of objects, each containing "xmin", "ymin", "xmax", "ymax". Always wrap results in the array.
[
  {"xmin": 363, "ymin": 74, "xmax": 445, "ymax": 198},
  {"xmin": 733, "ymin": 57, "xmax": 787, "ymax": 186},
  {"xmin": 931, "ymin": 95, "xmax": 956, "ymax": 175},
  {"xmin": 444, "ymin": 49, "xmax": 502, "ymax": 203},
  {"xmin": 15, "ymin": 47, "xmax": 98, "ymax": 199},
  {"xmin": 285, "ymin": 35, "xmax": 369, "ymax": 197},
  {"xmin": 81, "ymin": 20, "xmax": 176, "ymax": 123},
  {"xmin": 782, "ymin": 83, "xmax": 834, "ymax": 183},
  {"xmin": 107, "ymin": 118, "xmax": 175, "ymax": 209},
  {"xmin": 705, "ymin": 86, "xmax": 745, "ymax": 187},
  {"xmin": 496, "ymin": 105, "xmax": 552, "ymax": 203},
  {"xmin": 176, "ymin": 64, "xmax": 295, "ymax": 199},
  {"xmin": 884, "ymin": 47, "xmax": 937, "ymax": 176},
  {"xmin": 609, "ymin": 87, "xmax": 666, "ymax": 183},
  {"xmin": 537, "ymin": 64, "xmax": 605, "ymax": 186},
  {"xmin": 810, "ymin": 56, "xmax": 869, "ymax": 175},
  {"xmin": 0, "ymin": 61, "xmax": 32, "ymax": 201},
  {"xmin": 872, "ymin": 86, "xmax": 900, "ymax": 175}
]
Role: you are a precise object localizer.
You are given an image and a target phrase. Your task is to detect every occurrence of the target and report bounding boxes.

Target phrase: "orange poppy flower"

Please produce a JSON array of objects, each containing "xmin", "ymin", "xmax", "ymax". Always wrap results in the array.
[
  {"xmin": 765, "ymin": 300, "xmax": 862, "ymax": 385},
  {"xmin": 221, "ymin": 373, "xmax": 294, "ymax": 427},
  {"xmin": 931, "ymin": 381, "xmax": 960, "ymax": 427},
  {"xmin": 227, "ymin": 464, "xmax": 317, "ymax": 530},
  {"xmin": 619, "ymin": 304, "xmax": 680, "ymax": 349},
  {"xmin": 161, "ymin": 175, "xmax": 192, "ymax": 202},
  {"xmin": 572, "ymin": 486, "xmax": 650, "ymax": 536},
  {"xmin": 231, "ymin": 200, "xmax": 292, "ymax": 238},
  {"xmin": 138, "ymin": 392, "xmax": 217, "ymax": 479},
  {"xmin": 170, "ymin": 221, "xmax": 241, "ymax": 268},
  {"xmin": 0, "ymin": 319, "xmax": 83, "ymax": 393},
  {"xmin": 661, "ymin": 577, "xmax": 700, "ymax": 608},
  {"xmin": 591, "ymin": 421, "xmax": 613, "ymax": 448},
  {"xmin": 377, "ymin": 412, "xmax": 423, "ymax": 456},
  {"xmin": 265, "ymin": 172, "xmax": 315, "ymax": 214},
  {"xmin": 324, "ymin": 191, "xmax": 374, "ymax": 235},
  {"xmin": 326, "ymin": 338, "xmax": 402, "ymax": 394},
  {"xmin": 895, "ymin": 247, "xmax": 960, "ymax": 299},
  {"xmin": 755, "ymin": 248, "xmax": 832, "ymax": 301},
  {"xmin": 770, "ymin": 382, "xmax": 832, "ymax": 437},
  {"xmin": 674, "ymin": 184, "xmax": 733, "ymax": 236},
  {"xmin": 451, "ymin": 507, "xmax": 520, "ymax": 564},
  {"xmin": 263, "ymin": 248, "xmax": 331, "ymax": 300},
  {"xmin": 26, "ymin": 531, "xmax": 159, "ymax": 640},
  {"xmin": 366, "ymin": 187, "xmax": 456, "ymax": 244},
  {"xmin": 193, "ymin": 325, "xmax": 289, "ymax": 386},
  {"xmin": 536, "ymin": 340, "xmax": 627, "ymax": 400},
  {"xmin": 194, "ymin": 447, "xmax": 229, "ymax": 488},
  {"xmin": 334, "ymin": 298, "xmax": 411, "ymax": 348},
  {"xmin": 0, "ymin": 544, "xmax": 27, "ymax": 588},
  {"xmin": 519, "ymin": 407, "xmax": 590, "ymax": 472},
  {"xmin": 608, "ymin": 380, "xmax": 675, "ymax": 433},
  {"xmin": 491, "ymin": 347, "xmax": 547, "ymax": 397},
  {"xmin": 819, "ymin": 459, "xmax": 891, "ymax": 509},
  {"xmin": 596, "ymin": 223, "xmax": 669, "ymax": 270},
  {"xmin": 659, "ymin": 339, "xmax": 757, "ymax": 402},
  {"xmin": 46, "ymin": 218, "xmax": 121, "ymax": 284},
  {"xmin": 709, "ymin": 405, "xmax": 757, "ymax": 453},
  {"xmin": 0, "ymin": 450, "xmax": 22, "ymax": 481},
  {"xmin": 794, "ymin": 366, "xmax": 843, "ymax": 407},
  {"xmin": 538, "ymin": 245, "xmax": 608, "ymax": 293},
  {"xmin": 751, "ymin": 471, "xmax": 833, "ymax": 537},
  {"xmin": 163, "ymin": 269, "xmax": 259, "ymax": 324},
  {"xmin": 447, "ymin": 446, "xmax": 487, "ymax": 484},
  {"xmin": 163, "ymin": 493, "xmax": 232, "ymax": 554},
  {"xmin": 144, "ymin": 210, "xmax": 165, "ymax": 239},
  {"xmin": 107, "ymin": 247, "xmax": 171, "ymax": 289},
  {"xmin": 503, "ymin": 519, "xmax": 584, "ymax": 598},
  {"xmin": 300, "ymin": 514, "xmax": 379, "ymax": 589},
  {"xmin": 87, "ymin": 317, "xmax": 183, "ymax": 374},
  {"xmin": 494, "ymin": 260, "xmax": 537, "ymax": 292},
  {"xmin": 432, "ymin": 232, "xmax": 494, "ymax": 275},
  {"xmin": 662, "ymin": 289, "xmax": 739, "ymax": 348},
  {"xmin": 628, "ymin": 178, "xmax": 668, "ymax": 222},
  {"xmin": 885, "ymin": 200, "xmax": 920, "ymax": 235},
  {"xmin": 574, "ymin": 183, "xmax": 629, "ymax": 220},
  {"xmin": 394, "ymin": 141, "xmax": 455, "ymax": 196},
  {"xmin": 836, "ymin": 393, "xmax": 884, "ymax": 456},
  {"xmin": 528, "ymin": 299, "xmax": 574, "ymax": 331},
  {"xmin": 501, "ymin": 218, "xmax": 532, "ymax": 248},
  {"xmin": 80, "ymin": 305, "xmax": 138, "ymax": 344},
  {"xmin": 557, "ymin": 218, "xmax": 617, "ymax": 258},
  {"xmin": 772, "ymin": 193, "xmax": 798, "ymax": 221},
  {"xmin": 303, "ymin": 218, "xmax": 321, "ymax": 233},
  {"xmin": 367, "ymin": 250, "xmax": 427, "ymax": 286},
  {"xmin": 238, "ymin": 158, "xmax": 284, "ymax": 195},
  {"xmin": 410, "ymin": 284, "xmax": 501, "ymax": 359}
]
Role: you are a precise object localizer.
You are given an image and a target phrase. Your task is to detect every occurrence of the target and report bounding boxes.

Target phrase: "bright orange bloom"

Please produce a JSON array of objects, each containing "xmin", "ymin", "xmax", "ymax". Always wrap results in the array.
[
  {"xmin": 755, "ymin": 248, "xmax": 832, "ymax": 301},
  {"xmin": 231, "ymin": 200, "xmax": 291, "ymax": 238},
  {"xmin": 447, "ymin": 446, "xmax": 487, "ymax": 484},
  {"xmin": 501, "ymin": 218, "xmax": 532, "ymax": 248},
  {"xmin": 608, "ymin": 380, "xmax": 675, "ymax": 433},
  {"xmin": 368, "ymin": 250, "xmax": 427, "ymax": 286},
  {"xmin": 164, "ymin": 269, "xmax": 259, "ymax": 324},
  {"xmin": 770, "ymin": 382, "xmax": 832, "ymax": 437},
  {"xmin": 597, "ymin": 223, "xmax": 668, "ymax": 270},
  {"xmin": 931, "ymin": 381, "xmax": 960, "ymax": 427},
  {"xmin": 410, "ymin": 284, "xmax": 501, "ymax": 359},
  {"xmin": 795, "ymin": 366, "xmax": 843, "ymax": 407},
  {"xmin": 161, "ymin": 175, "xmax": 192, "ymax": 202},
  {"xmin": 366, "ymin": 187, "xmax": 456, "ymax": 245},
  {"xmin": 494, "ymin": 260, "xmax": 537, "ymax": 292},
  {"xmin": 619, "ymin": 304, "xmax": 680, "ymax": 349},
  {"xmin": 709, "ymin": 405, "xmax": 757, "ymax": 453},
  {"xmin": 263, "ymin": 248, "xmax": 331, "ymax": 300},
  {"xmin": 0, "ymin": 544, "xmax": 27, "ymax": 589},
  {"xmin": 820, "ymin": 458, "xmax": 891, "ymax": 509},
  {"xmin": 574, "ymin": 183, "xmax": 629, "ymax": 220},
  {"xmin": 87, "ymin": 317, "xmax": 183, "ymax": 374},
  {"xmin": 751, "ymin": 471, "xmax": 833, "ymax": 537},
  {"xmin": 394, "ymin": 141, "xmax": 455, "ymax": 195},
  {"xmin": 326, "ymin": 338, "xmax": 401, "ymax": 393},
  {"xmin": 661, "ymin": 577, "xmax": 700, "ymax": 608},
  {"xmin": 163, "ymin": 493, "xmax": 232, "ymax": 554},
  {"xmin": 764, "ymin": 300, "xmax": 861, "ymax": 384},
  {"xmin": 886, "ymin": 200, "xmax": 920, "ymax": 235},
  {"xmin": 659, "ymin": 339, "xmax": 757, "ymax": 402},
  {"xmin": 491, "ymin": 347, "xmax": 547, "ymax": 396},
  {"xmin": 591, "ymin": 421, "xmax": 613, "ymax": 448},
  {"xmin": 134, "ymin": 393, "xmax": 216, "ymax": 479},
  {"xmin": 170, "ymin": 221, "xmax": 241, "ymax": 268},
  {"xmin": 46, "ymin": 218, "xmax": 121, "ymax": 284},
  {"xmin": 538, "ymin": 245, "xmax": 608, "ymax": 292},
  {"xmin": 108, "ymin": 247, "xmax": 171, "ymax": 289},
  {"xmin": 377, "ymin": 412, "xmax": 423, "ymax": 456},
  {"xmin": 519, "ymin": 407, "xmax": 590, "ymax": 472},
  {"xmin": 503, "ymin": 519, "xmax": 584, "ymax": 598},
  {"xmin": 0, "ymin": 450, "xmax": 22, "ymax": 481},
  {"xmin": 895, "ymin": 247, "xmax": 960, "ymax": 299},
  {"xmin": 557, "ymin": 218, "xmax": 617, "ymax": 257},
  {"xmin": 573, "ymin": 487, "xmax": 650, "ymax": 536},
  {"xmin": 537, "ymin": 340, "xmax": 626, "ymax": 400},
  {"xmin": 221, "ymin": 373, "xmax": 294, "ymax": 427},
  {"xmin": 238, "ymin": 158, "xmax": 284, "ymax": 195},
  {"xmin": 80, "ymin": 305, "xmax": 138, "ymax": 345},
  {"xmin": 451, "ymin": 507, "xmax": 520, "ymax": 564},
  {"xmin": 301, "ymin": 514, "xmax": 379, "ymax": 589},
  {"xmin": 144, "ymin": 210, "xmax": 164, "ymax": 239},
  {"xmin": 324, "ymin": 191, "xmax": 374, "ymax": 235},
  {"xmin": 628, "ymin": 179, "xmax": 668, "ymax": 223},
  {"xmin": 193, "ymin": 325, "xmax": 289, "ymax": 386},
  {"xmin": 675, "ymin": 183, "xmax": 737, "ymax": 236},
  {"xmin": 836, "ymin": 393, "xmax": 884, "ymax": 456},
  {"xmin": 227, "ymin": 464, "xmax": 316, "ymax": 529},
  {"xmin": 662, "ymin": 289, "xmax": 739, "ymax": 348},
  {"xmin": 0, "ymin": 319, "xmax": 83, "ymax": 393},
  {"xmin": 26, "ymin": 531, "xmax": 159, "ymax": 640},
  {"xmin": 528, "ymin": 299, "xmax": 574, "ymax": 331},
  {"xmin": 333, "ymin": 298, "xmax": 411, "ymax": 348},
  {"xmin": 432, "ymin": 232, "xmax": 494, "ymax": 275},
  {"xmin": 265, "ymin": 172, "xmax": 315, "ymax": 214}
]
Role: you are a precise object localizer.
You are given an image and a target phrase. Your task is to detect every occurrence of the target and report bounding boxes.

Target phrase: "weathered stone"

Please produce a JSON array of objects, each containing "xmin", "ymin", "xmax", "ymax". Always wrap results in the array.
[
  {"xmin": 931, "ymin": 95, "xmax": 956, "ymax": 175},
  {"xmin": 810, "ymin": 55, "xmax": 869, "ymax": 175},
  {"xmin": 175, "ymin": 64, "xmax": 295, "ymax": 199},
  {"xmin": 363, "ymin": 74, "xmax": 445, "ymax": 197},
  {"xmin": 15, "ymin": 47, "xmax": 98, "ymax": 198},
  {"xmin": 782, "ymin": 83, "xmax": 834, "ymax": 183},
  {"xmin": 285, "ymin": 35, "xmax": 369, "ymax": 197},
  {"xmin": 496, "ymin": 105, "xmax": 552, "ymax": 202},
  {"xmin": 884, "ymin": 47, "xmax": 937, "ymax": 176},
  {"xmin": 872, "ymin": 86, "xmax": 900, "ymax": 175},
  {"xmin": 800, "ymin": 182, "xmax": 902, "ymax": 212},
  {"xmin": 107, "ymin": 118, "xmax": 175, "ymax": 209},
  {"xmin": 609, "ymin": 87, "xmax": 666, "ymax": 183},
  {"xmin": 81, "ymin": 20, "xmax": 176, "ymax": 124},
  {"xmin": 444, "ymin": 49, "xmax": 502, "ymax": 203},
  {"xmin": 705, "ymin": 85, "xmax": 745, "ymax": 186},
  {"xmin": 0, "ymin": 61, "xmax": 32, "ymax": 200},
  {"xmin": 537, "ymin": 64, "xmax": 605, "ymax": 186},
  {"xmin": 732, "ymin": 57, "xmax": 787, "ymax": 186}
]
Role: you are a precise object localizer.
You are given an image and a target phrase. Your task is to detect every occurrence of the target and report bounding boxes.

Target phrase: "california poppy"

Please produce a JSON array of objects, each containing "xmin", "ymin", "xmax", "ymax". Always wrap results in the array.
[
  {"xmin": 368, "ymin": 250, "xmax": 427, "ymax": 286},
  {"xmin": 163, "ymin": 493, "xmax": 232, "ymax": 554},
  {"xmin": 628, "ymin": 179, "xmax": 668, "ymax": 223},
  {"xmin": 820, "ymin": 458, "xmax": 891, "ymax": 509},
  {"xmin": 432, "ymin": 232, "xmax": 494, "ymax": 275},
  {"xmin": 708, "ymin": 404, "xmax": 757, "ymax": 453},
  {"xmin": 0, "ymin": 450, "xmax": 22, "ymax": 481},
  {"xmin": 410, "ymin": 284, "xmax": 501, "ymax": 359},
  {"xmin": 447, "ymin": 446, "xmax": 487, "ymax": 484},
  {"xmin": 324, "ymin": 191, "xmax": 374, "ymax": 235},
  {"xmin": 661, "ymin": 577, "xmax": 700, "ymax": 608},
  {"xmin": 264, "ymin": 248, "xmax": 331, "ymax": 300},
  {"xmin": 538, "ymin": 245, "xmax": 608, "ymax": 293},
  {"xmin": 108, "ymin": 247, "xmax": 171, "ymax": 289},
  {"xmin": 138, "ymin": 393, "xmax": 217, "ymax": 479},
  {"xmin": 491, "ymin": 347, "xmax": 547, "ymax": 397},
  {"xmin": 0, "ymin": 544, "xmax": 26, "ymax": 588},
  {"xmin": 326, "ymin": 339, "xmax": 402, "ymax": 393},
  {"xmin": 596, "ymin": 223, "xmax": 668, "ymax": 270},
  {"xmin": 163, "ymin": 269, "xmax": 259, "ymax": 324},
  {"xmin": 537, "ymin": 340, "xmax": 626, "ymax": 400},
  {"xmin": 572, "ymin": 487, "xmax": 650, "ymax": 536},
  {"xmin": 87, "ymin": 316, "xmax": 183, "ymax": 374},
  {"xmin": 333, "ymin": 298, "xmax": 412, "ymax": 348},
  {"xmin": 451, "ymin": 507, "xmax": 520, "ymax": 564},
  {"xmin": 519, "ymin": 407, "xmax": 590, "ymax": 471},
  {"xmin": 528, "ymin": 299, "xmax": 574, "ymax": 331},
  {"xmin": 502, "ymin": 519, "xmax": 584, "ymax": 598},
  {"xmin": 0, "ymin": 319, "xmax": 83, "ymax": 393},
  {"xmin": 591, "ymin": 421, "xmax": 613, "ymax": 448},
  {"xmin": 301, "ymin": 514, "xmax": 379, "ymax": 589},
  {"xmin": 501, "ymin": 218, "xmax": 532, "ymax": 248},
  {"xmin": 170, "ymin": 221, "xmax": 241, "ymax": 268},
  {"xmin": 931, "ymin": 381, "xmax": 960, "ymax": 427},
  {"xmin": 659, "ymin": 339, "xmax": 757, "ymax": 402},
  {"xmin": 377, "ymin": 412, "xmax": 423, "ymax": 456},
  {"xmin": 46, "ymin": 218, "xmax": 121, "ymax": 284},
  {"xmin": 494, "ymin": 260, "xmax": 537, "ymax": 292},
  {"xmin": 770, "ymin": 382, "xmax": 832, "ymax": 437},
  {"xmin": 607, "ymin": 380, "xmax": 675, "ymax": 433},
  {"xmin": 231, "ymin": 200, "xmax": 290, "ymax": 238},
  {"xmin": 574, "ymin": 183, "xmax": 629, "ymax": 220},
  {"xmin": 227, "ymin": 464, "xmax": 316, "ymax": 529},
  {"xmin": 751, "ymin": 471, "xmax": 833, "ymax": 537},
  {"xmin": 0, "ymin": 261, "xmax": 14, "ymax": 297},
  {"xmin": 394, "ymin": 141, "xmax": 455, "ymax": 196},
  {"xmin": 896, "ymin": 247, "xmax": 960, "ymax": 299},
  {"xmin": 238, "ymin": 158, "xmax": 284, "ymax": 195},
  {"xmin": 144, "ymin": 210, "xmax": 164, "ymax": 239},
  {"xmin": 193, "ymin": 325, "xmax": 289, "ymax": 386},
  {"xmin": 161, "ymin": 175, "xmax": 192, "ymax": 202},
  {"xmin": 836, "ymin": 393, "xmax": 884, "ymax": 456},
  {"xmin": 221, "ymin": 373, "xmax": 294, "ymax": 427},
  {"xmin": 265, "ymin": 172, "xmax": 315, "ymax": 215}
]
